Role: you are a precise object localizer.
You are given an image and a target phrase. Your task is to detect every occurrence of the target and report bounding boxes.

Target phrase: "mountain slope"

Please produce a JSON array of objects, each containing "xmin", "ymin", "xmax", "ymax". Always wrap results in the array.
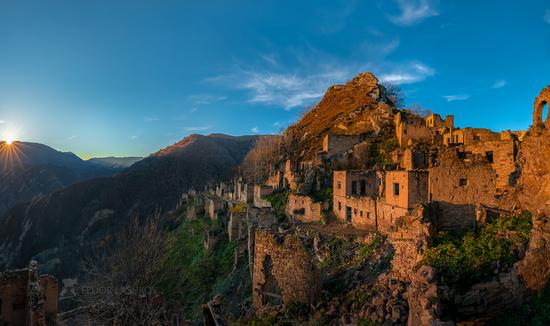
[
  {"xmin": 0, "ymin": 134, "xmax": 260, "ymax": 277},
  {"xmin": 0, "ymin": 142, "xmax": 118, "ymax": 215}
]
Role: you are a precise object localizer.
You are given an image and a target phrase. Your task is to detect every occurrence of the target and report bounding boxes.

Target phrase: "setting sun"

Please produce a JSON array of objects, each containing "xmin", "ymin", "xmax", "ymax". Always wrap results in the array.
[{"xmin": 3, "ymin": 131, "xmax": 17, "ymax": 145}]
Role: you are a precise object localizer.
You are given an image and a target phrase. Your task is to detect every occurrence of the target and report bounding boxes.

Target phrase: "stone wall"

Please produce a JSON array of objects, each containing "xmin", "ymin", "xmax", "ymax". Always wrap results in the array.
[
  {"xmin": 428, "ymin": 148, "xmax": 513, "ymax": 231},
  {"xmin": 228, "ymin": 211, "xmax": 246, "ymax": 242},
  {"xmin": 384, "ymin": 170, "xmax": 429, "ymax": 210},
  {"xmin": 333, "ymin": 195, "xmax": 378, "ymax": 229},
  {"xmin": 465, "ymin": 138, "xmax": 518, "ymax": 190},
  {"xmin": 395, "ymin": 112, "xmax": 433, "ymax": 147},
  {"xmin": 286, "ymin": 194, "xmax": 323, "ymax": 223},
  {"xmin": 0, "ymin": 261, "xmax": 58, "ymax": 326},
  {"xmin": 322, "ymin": 134, "xmax": 362, "ymax": 157},
  {"xmin": 252, "ymin": 229, "xmax": 321, "ymax": 308},
  {"xmin": 253, "ymin": 185, "xmax": 273, "ymax": 208}
]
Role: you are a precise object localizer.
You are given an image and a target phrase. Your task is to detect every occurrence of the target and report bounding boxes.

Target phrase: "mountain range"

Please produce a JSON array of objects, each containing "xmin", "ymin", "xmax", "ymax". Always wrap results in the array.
[{"xmin": 0, "ymin": 134, "xmax": 260, "ymax": 278}]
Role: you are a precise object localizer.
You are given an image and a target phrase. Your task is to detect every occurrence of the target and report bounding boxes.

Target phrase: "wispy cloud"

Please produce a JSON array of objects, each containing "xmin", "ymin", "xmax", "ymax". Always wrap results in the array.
[
  {"xmin": 491, "ymin": 80, "xmax": 507, "ymax": 89},
  {"xmin": 131, "ymin": 135, "xmax": 138, "ymax": 140},
  {"xmin": 207, "ymin": 40, "xmax": 434, "ymax": 109},
  {"xmin": 210, "ymin": 68, "xmax": 349, "ymax": 110},
  {"xmin": 443, "ymin": 94, "xmax": 470, "ymax": 102},
  {"xmin": 144, "ymin": 116, "xmax": 159, "ymax": 122},
  {"xmin": 545, "ymin": 10, "xmax": 550, "ymax": 24},
  {"xmin": 68, "ymin": 135, "xmax": 78, "ymax": 140},
  {"xmin": 0, "ymin": 120, "xmax": 5, "ymax": 124},
  {"xmin": 188, "ymin": 94, "xmax": 227, "ymax": 105},
  {"xmin": 185, "ymin": 126, "xmax": 211, "ymax": 132},
  {"xmin": 388, "ymin": 0, "xmax": 439, "ymax": 26},
  {"xmin": 378, "ymin": 62, "xmax": 435, "ymax": 84},
  {"xmin": 251, "ymin": 127, "xmax": 259, "ymax": 134}
]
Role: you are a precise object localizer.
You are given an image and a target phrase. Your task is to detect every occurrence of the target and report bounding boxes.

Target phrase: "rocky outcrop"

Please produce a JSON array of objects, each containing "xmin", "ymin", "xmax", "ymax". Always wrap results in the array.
[{"xmin": 284, "ymin": 72, "xmax": 396, "ymax": 160}]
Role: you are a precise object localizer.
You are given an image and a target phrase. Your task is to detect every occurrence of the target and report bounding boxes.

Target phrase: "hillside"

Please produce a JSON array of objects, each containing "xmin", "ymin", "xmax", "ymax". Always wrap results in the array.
[
  {"xmin": 0, "ymin": 142, "xmax": 118, "ymax": 215},
  {"xmin": 284, "ymin": 72, "xmax": 397, "ymax": 160},
  {"xmin": 0, "ymin": 134, "xmax": 260, "ymax": 278}
]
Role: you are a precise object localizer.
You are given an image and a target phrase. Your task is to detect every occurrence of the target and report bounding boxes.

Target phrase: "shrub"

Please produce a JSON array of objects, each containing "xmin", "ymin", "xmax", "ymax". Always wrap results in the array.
[{"xmin": 423, "ymin": 211, "xmax": 532, "ymax": 290}]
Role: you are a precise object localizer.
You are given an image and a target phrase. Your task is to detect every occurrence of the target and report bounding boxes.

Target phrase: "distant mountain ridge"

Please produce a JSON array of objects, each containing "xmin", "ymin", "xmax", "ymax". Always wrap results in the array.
[
  {"xmin": 88, "ymin": 156, "xmax": 143, "ymax": 169},
  {"xmin": 0, "ymin": 141, "xmax": 119, "ymax": 215},
  {"xmin": 0, "ymin": 134, "xmax": 261, "ymax": 278}
]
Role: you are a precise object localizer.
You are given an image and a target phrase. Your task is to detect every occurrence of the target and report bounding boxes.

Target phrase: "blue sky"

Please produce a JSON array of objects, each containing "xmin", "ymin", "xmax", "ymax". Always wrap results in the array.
[{"xmin": 0, "ymin": 0, "xmax": 549, "ymax": 158}]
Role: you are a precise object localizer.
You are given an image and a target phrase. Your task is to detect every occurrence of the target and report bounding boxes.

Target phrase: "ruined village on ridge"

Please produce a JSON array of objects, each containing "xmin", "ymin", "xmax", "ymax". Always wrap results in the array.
[{"xmin": 2, "ymin": 73, "xmax": 550, "ymax": 325}]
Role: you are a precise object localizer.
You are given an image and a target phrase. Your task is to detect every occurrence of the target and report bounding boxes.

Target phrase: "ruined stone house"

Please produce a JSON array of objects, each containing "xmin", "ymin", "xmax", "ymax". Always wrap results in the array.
[
  {"xmin": 252, "ymin": 229, "xmax": 321, "ymax": 308},
  {"xmin": 0, "ymin": 261, "xmax": 58, "ymax": 326},
  {"xmin": 286, "ymin": 194, "xmax": 324, "ymax": 223}
]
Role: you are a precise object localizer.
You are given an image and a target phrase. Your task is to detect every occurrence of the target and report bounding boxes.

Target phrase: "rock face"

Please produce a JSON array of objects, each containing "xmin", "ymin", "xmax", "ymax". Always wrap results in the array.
[
  {"xmin": 0, "ymin": 134, "xmax": 260, "ymax": 279},
  {"xmin": 514, "ymin": 127, "xmax": 550, "ymax": 290},
  {"xmin": 284, "ymin": 72, "xmax": 396, "ymax": 160}
]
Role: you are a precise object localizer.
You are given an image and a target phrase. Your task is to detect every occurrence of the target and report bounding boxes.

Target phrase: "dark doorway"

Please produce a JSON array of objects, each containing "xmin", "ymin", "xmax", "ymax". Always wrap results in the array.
[{"xmin": 346, "ymin": 206, "xmax": 352, "ymax": 222}]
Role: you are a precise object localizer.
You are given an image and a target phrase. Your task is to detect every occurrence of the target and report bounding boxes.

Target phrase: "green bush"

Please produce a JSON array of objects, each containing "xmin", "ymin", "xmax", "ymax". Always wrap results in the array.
[
  {"xmin": 264, "ymin": 190, "xmax": 290, "ymax": 222},
  {"xmin": 423, "ymin": 211, "xmax": 532, "ymax": 290}
]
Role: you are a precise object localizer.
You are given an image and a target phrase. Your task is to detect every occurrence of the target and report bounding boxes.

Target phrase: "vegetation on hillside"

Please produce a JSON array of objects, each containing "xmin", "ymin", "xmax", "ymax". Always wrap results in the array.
[
  {"xmin": 159, "ymin": 216, "xmax": 243, "ymax": 320},
  {"xmin": 423, "ymin": 211, "xmax": 532, "ymax": 290},
  {"xmin": 263, "ymin": 190, "xmax": 290, "ymax": 222}
]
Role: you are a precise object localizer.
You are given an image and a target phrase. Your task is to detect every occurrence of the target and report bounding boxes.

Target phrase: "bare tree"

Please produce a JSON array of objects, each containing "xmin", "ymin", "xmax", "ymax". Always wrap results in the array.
[
  {"xmin": 381, "ymin": 82, "xmax": 404, "ymax": 108},
  {"xmin": 77, "ymin": 215, "xmax": 173, "ymax": 325},
  {"xmin": 408, "ymin": 103, "xmax": 433, "ymax": 118},
  {"xmin": 241, "ymin": 135, "xmax": 283, "ymax": 183}
]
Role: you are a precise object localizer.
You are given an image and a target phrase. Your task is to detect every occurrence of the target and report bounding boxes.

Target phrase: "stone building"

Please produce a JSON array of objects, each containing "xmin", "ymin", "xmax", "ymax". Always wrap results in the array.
[
  {"xmin": 395, "ymin": 112, "xmax": 454, "ymax": 147},
  {"xmin": 322, "ymin": 134, "xmax": 362, "ymax": 157},
  {"xmin": 332, "ymin": 168, "xmax": 429, "ymax": 230},
  {"xmin": 252, "ymin": 229, "xmax": 321, "ymax": 308},
  {"xmin": 428, "ymin": 147, "xmax": 514, "ymax": 231},
  {"xmin": 253, "ymin": 184, "xmax": 273, "ymax": 208},
  {"xmin": 286, "ymin": 194, "xmax": 323, "ymax": 222},
  {"xmin": 0, "ymin": 261, "xmax": 58, "ymax": 326}
]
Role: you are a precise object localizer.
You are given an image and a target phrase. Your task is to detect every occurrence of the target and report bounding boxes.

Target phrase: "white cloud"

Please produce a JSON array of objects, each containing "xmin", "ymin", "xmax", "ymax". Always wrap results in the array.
[
  {"xmin": 251, "ymin": 127, "xmax": 259, "ymax": 134},
  {"xmin": 443, "ymin": 94, "xmax": 470, "ymax": 102},
  {"xmin": 131, "ymin": 135, "xmax": 138, "ymax": 140},
  {"xmin": 0, "ymin": 120, "xmax": 5, "ymax": 124},
  {"xmin": 145, "ymin": 116, "xmax": 159, "ymax": 122},
  {"xmin": 491, "ymin": 80, "xmax": 507, "ymax": 89},
  {"xmin": 545, "ymin": 10, "xmax": 550, "ymax": 24},
  {"xmin": 378, "ymin": 62, "xmax": 435, "ymax": 84},
  {"xmin": 388, "ymin": 0, "xmax": 439, "ymax": 26},
  {"xmin": 185, "ymin": 126, "xmax": 211, "ymax": 132}
]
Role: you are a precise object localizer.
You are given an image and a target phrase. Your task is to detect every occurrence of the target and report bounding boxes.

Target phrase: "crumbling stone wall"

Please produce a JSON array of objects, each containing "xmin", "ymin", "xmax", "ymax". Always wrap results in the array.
[
  {"xmin": 395, "ymin": 112, "xmax": 433, "ymax": 147},
  {"xmin": 286, "ymin": 194, "xmax": 323, "ymax": 223},
  {"xmin": 252, "ymin": 229, "xmax": 321, "ymax": 308},
  {"xmin": 532, "ymin": 85, "xmax": 550, "ymax": 129},
  {"xmin": 322, "ymin": 134, "xmax": 362, "ymax": 157},
  {"xmin": 253, "ymin": 185, "xmax": 273, "ymax": 208},
  {"xmin": 428, "ymin": 148, "xmax": 513, "ymax": 231},
  {"xmin": 228, "ymin": 211, "xmax": 246, "ymax": 242},
  {"xmin": 465, "ymin": 138, "xmax": 518, "ymax": 190},
  {"xmin": 0, "ymin": 261, "xmax": 58, "ymax": 326}
]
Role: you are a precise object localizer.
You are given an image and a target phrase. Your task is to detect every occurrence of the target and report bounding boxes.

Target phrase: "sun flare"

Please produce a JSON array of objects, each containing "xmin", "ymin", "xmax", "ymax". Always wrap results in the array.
[{"xmin": 4, "ymin": 131, "xmax": 16, "ymax": 145}]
